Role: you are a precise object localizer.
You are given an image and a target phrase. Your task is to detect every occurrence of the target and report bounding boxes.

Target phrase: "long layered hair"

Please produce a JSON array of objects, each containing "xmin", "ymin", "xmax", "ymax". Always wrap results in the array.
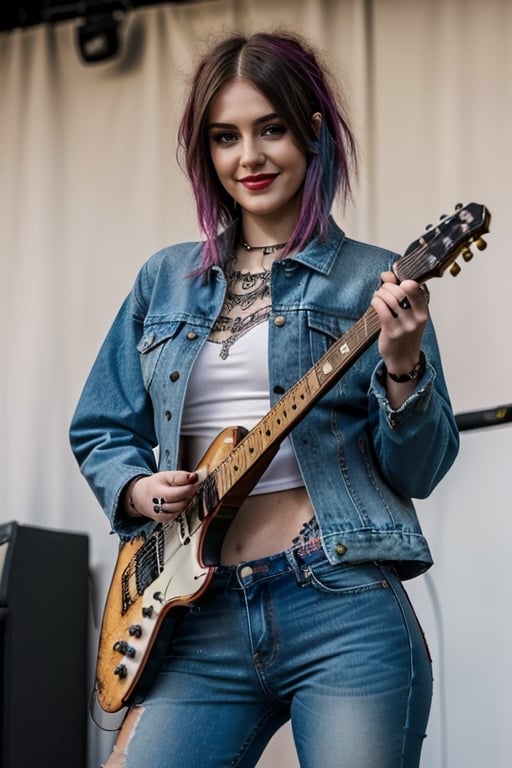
[{"xmin": 178, "ymin": 31, "xmax": 358, "ymax": 271}]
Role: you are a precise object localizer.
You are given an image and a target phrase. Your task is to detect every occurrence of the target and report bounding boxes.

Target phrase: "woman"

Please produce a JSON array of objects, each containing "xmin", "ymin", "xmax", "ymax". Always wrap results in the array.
[{"xmin": 70, "ymin": 30, "xmax": 459, "ymax": 768}]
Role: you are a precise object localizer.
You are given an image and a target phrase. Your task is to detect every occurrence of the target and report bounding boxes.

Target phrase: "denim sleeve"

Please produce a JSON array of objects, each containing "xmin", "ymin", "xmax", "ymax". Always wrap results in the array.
[
  {"xmin": 367, "ymin": 319, "xmax": 460, "ymax": 499},
  {"xmin": 69, "ymin": 267, "xmax": 158, "ymax": 540}
]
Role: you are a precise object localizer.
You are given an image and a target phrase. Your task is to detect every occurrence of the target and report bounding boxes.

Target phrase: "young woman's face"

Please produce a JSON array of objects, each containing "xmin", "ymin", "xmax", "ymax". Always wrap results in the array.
[{"xmin": 207, "ymin": 79, "xmax": 307, "ymax": 226}]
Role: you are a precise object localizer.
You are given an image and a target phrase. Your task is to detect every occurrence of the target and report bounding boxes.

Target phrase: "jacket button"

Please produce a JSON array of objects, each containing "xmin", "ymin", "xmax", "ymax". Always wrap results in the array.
[
  {"xmin": 165, "ymin": 410, "xmax": 172, "ymax": 421},
  {"xmin": 273, "ymin": 385, "xmax": 285, "ymax": 395},
  {"xmin": 335, "ymin": 543, "xmax": 347, "ymax": 556},
  {"xmin": 273, "ymin": 315, "xmax": 286, "ymax": 327},
  {"xmin": 186, "ymin": 331, "xmax": 198, "ymax": 340},
  {"xmin": 169, "ymin": 371, "xmax": 180, "ymax": 382}
]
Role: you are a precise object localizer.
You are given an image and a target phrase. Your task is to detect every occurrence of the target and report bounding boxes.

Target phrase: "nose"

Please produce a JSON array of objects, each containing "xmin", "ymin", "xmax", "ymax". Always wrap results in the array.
[{"xmin": 240, "ymin": 137, "xmax": 265, "ymax": 169}]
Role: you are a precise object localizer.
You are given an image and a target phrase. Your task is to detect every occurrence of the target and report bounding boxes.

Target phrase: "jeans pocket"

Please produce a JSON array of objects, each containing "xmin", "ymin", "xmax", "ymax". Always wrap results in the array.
[{"xmin": 303, "ymin": 560, "xmax": 390, "ymax": 595}]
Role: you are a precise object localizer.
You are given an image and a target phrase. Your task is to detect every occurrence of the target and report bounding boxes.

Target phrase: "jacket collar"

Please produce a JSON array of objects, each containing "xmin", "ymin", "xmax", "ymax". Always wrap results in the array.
[
  {"xmin": 218, "ymin": 216, "xmax": 346, "ymax": 277},
  {"xmin": 290, "ymin": 217, "xmax": 346, "ymax": 275}
]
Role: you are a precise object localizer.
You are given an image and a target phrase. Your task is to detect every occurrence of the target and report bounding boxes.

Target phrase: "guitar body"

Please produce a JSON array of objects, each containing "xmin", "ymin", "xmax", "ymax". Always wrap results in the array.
[
  {"xmin": 95, "ymin": 203, "xmax": 491, "ymax": 714},
  {"xmin": 96, "ymin": 426, "xmax": 247, "ymax": 713}
]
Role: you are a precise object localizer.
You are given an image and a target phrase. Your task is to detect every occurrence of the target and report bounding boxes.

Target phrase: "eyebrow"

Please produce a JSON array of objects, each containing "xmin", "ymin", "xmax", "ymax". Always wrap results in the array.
[{"xmin": 207, "ymin": 112, "xmax": 281, "ymax": 130}]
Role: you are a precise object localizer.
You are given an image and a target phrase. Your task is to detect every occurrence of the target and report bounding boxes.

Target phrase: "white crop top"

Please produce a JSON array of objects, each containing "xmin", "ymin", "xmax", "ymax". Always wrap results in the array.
[{"xmin": 180, "ymin": 322, "xmax": 304, "ymax": 495}]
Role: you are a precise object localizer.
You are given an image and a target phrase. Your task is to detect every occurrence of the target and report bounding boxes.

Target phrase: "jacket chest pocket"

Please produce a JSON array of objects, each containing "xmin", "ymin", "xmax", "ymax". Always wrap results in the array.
[
  {"xmin": 137, "ymin": 322, "xmax": 182, "ymax": 389},
  {"xmin": 305, "ymin": 310, "xmax": 364, "ymax": 401},
  {"xmin": 306, "ymin": 310, "xmax": 354, "ymax": 362}
]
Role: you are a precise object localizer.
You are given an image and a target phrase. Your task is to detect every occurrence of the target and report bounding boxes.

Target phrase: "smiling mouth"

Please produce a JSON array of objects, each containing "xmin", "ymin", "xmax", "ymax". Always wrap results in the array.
[{"xmin": 238, "ymin": 174, "xmax": 278, "ymax": 191}]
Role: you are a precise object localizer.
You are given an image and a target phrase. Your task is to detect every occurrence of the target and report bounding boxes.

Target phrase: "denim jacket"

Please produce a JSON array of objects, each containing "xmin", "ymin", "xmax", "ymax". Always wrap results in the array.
[{"xmin": 70, "ymin": 219, "xmax": 459, "ymax": 579}]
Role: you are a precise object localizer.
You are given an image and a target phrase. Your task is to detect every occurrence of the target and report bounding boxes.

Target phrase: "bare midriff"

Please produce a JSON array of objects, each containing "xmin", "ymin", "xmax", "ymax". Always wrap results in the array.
[{"xmin": 220, "ymin": 485, "xmax": 315, "ymax": 565}]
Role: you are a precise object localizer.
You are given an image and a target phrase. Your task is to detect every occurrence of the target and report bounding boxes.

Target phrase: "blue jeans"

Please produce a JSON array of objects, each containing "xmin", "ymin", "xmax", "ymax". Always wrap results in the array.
[{"xmin": 109, "ymin": 544, "xmax": 432, "ymax": 767}]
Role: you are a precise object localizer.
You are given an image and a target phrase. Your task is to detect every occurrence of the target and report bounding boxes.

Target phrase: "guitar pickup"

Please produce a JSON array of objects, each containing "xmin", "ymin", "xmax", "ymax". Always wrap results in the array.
[{"xmin": 113, "ymin": 640, "xmax": 136, "ymax": 658}]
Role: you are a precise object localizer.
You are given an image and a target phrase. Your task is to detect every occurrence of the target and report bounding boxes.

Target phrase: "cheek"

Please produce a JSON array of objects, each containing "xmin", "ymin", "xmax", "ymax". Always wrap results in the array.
[
  {"xmin": 209, "ymin": 147, "xmax": 233, "ymax": 180},
  {"xmin": 284, "ymin": 143, "xmax": 308, "ymax": 179},
  {"xmin": 290, "ymin": 152, "xmax": 308, "ymax": 185},
  {"xmin": 215, "ymin": 164, "xmax": 236, "ymax": 195},
  {"xmin": 208, "ymin": 145, "xmax": 222, "ymax": 176}
]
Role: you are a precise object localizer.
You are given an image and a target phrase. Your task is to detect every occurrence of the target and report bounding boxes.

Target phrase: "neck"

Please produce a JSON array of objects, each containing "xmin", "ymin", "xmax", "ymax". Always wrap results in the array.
[
  {"xmin": 240, "ymin": 209, "xmax": 298, "ymax": 249},
  {"xmin": 240, "ymin": 239, "xmax": 288, "ymax": 256}
]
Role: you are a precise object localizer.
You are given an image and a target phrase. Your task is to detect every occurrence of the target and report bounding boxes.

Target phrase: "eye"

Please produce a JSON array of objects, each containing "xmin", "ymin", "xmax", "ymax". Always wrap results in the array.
[
  {"xmin": 210, "ymin": 130, "xmax": 238, "ymax": 145},
  {"xmin": 262, "ymin": 123, "xmax": 286, "ymax": 138}
]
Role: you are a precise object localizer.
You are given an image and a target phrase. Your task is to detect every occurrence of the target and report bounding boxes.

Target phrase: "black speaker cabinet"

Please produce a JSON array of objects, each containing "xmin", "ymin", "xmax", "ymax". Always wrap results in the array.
[{"xmin": 0, "ymin": 521, "xmax": 89, "ymax": 768}]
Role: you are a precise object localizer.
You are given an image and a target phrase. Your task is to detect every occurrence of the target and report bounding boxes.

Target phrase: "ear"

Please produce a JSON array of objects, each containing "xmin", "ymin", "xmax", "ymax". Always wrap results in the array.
[{"xmin": 311, "ymin": 112, "xmax": 322, "ymax": 137}]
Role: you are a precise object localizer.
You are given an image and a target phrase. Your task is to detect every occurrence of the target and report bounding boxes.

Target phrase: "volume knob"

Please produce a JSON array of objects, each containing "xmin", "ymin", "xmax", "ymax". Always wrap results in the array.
[
  {"xmin": 114, "ymin": 664, "xmax": 127, "ymax": 679},
  {"xmin": 113, "ymin": 640, "xmax": 136, "ymax": 658},
  {"xmin": 129, "ymin": 624, "xmax": 143, "ymax": 638}
]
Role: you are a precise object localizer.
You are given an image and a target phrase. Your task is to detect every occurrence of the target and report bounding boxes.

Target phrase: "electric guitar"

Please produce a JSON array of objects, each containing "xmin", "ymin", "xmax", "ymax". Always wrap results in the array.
[{"xmin": 96, "ymin": 202, "xmax": 490, "ymax": 713}]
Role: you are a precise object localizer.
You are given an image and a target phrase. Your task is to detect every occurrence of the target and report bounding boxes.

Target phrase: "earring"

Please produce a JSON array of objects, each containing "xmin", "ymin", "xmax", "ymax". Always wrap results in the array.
[{"xmin": 312, "ymin": 112, "xmax": 322, "ymax": 137}]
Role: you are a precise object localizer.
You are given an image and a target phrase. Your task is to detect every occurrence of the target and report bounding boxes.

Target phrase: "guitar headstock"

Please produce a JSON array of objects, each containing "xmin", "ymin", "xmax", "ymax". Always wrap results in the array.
[{"xmin": 395, "ymin": 202, "xmax": 491, "ymax": 284}]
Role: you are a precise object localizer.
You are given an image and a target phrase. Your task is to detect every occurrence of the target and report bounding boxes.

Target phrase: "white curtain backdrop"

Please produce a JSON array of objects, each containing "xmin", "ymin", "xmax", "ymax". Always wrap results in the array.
[{"xmin": 1, "ymin": 1, "xmax": 510, "ymax": 766}]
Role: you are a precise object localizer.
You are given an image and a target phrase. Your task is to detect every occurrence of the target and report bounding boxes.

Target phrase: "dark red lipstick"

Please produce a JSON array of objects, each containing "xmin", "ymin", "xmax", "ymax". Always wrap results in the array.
[{"xmin": 239, "ymin": 174, "xmax": 278, "ymax": 191}]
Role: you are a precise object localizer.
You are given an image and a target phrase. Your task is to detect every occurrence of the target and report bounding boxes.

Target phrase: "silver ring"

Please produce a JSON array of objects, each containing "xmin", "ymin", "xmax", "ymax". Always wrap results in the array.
[
  {"xmin": 398, "ymin": 297, "xmax": 411, "ymax": 310},
  {"xmin": 153, "ymin": 503, "xmax": 163, "ymax": 514}
]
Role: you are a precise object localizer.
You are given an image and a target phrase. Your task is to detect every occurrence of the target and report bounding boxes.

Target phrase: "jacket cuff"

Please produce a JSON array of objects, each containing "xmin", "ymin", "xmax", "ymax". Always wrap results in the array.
[
  {"xmin": 110, "ymin": 471, "xmax": 154, "ymax": 540},
  {"xmin": 370, "ymin": 358, "xmax": 436, "ymax": 426}
]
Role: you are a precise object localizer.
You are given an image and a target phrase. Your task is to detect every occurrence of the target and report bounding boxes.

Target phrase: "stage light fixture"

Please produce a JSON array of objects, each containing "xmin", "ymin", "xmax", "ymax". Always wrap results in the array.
[{"xmin": 76, "ymin": 12, "xmax": 123, "ymax": 64}]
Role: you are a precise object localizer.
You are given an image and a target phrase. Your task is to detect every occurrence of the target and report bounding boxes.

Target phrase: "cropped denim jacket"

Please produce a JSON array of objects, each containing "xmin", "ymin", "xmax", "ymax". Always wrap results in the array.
[{"xmin": 70, "ymin": 219, "xmax": 459, "ymax": 579}]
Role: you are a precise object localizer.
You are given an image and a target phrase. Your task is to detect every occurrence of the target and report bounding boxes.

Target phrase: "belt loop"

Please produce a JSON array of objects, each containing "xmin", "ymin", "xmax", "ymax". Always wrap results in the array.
[
  {"xmin": 285, "ymin": 547, "xmax": 307, "ymax": 584},
  {"xmin": 287, "ymin": 546, "xmax": 317, "ymax": 586}
]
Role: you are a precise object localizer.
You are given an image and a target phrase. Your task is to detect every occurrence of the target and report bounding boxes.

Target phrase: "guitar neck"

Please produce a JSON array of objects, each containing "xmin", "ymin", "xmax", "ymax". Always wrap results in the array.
[{"xmin": 210, "ymin": 305, "xmax": 381, "ymax": 501}]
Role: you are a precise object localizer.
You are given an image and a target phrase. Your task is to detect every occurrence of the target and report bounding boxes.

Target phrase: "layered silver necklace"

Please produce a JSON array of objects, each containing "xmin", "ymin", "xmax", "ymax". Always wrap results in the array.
[{"xmin": 210, "ymin": 240, "xmax": 287, "ymax": 358}]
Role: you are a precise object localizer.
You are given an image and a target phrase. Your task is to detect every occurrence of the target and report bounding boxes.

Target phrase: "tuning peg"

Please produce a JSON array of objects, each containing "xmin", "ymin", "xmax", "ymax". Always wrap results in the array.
[
  {"xmin": 440, "ymin": 214, "xmax": 448, "ymax": 220},
  {"xmin": 425, "ymin": 224, "xmax": 433, "ymax": 230},
  {"xmin": 450, "ymin": 262, "xmax": 461, "ymax": 277},
  {"xmin": 455, "ymin": 202, "xmax": 463, "ymax": 210},
  {"xmin": 476, "ymin": 237, "xmax": 487, "ymax": 251},
  {"xmin": 461, "ymin": 247, "xmax": 473, "ymax": 262}
]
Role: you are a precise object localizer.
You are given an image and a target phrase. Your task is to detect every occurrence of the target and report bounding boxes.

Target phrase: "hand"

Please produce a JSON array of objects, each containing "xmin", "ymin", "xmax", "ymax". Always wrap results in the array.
[
  {"xmin": 371, "ymin": 270, "xmax": 430, "ymax": 407},
  {"xmin": 371, "ymin": 270, "xmax": 429, "ymax": 374},
  {"xmin": 124, "ymin": 470, "xmax": 205, "ymax": 522}
]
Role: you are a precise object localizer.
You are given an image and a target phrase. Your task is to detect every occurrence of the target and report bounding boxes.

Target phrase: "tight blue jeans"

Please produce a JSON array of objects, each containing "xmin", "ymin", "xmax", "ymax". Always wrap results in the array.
[{"xmin": 106, "ymin": 543, "xmax": 433, "ymax": 767}]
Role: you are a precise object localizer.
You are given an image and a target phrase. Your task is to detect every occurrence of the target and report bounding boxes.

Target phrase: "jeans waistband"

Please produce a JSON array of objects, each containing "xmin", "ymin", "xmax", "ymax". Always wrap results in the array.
[{"xmin": 212, "ymin": 536, "xmax": 325, "ymax": 590}]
